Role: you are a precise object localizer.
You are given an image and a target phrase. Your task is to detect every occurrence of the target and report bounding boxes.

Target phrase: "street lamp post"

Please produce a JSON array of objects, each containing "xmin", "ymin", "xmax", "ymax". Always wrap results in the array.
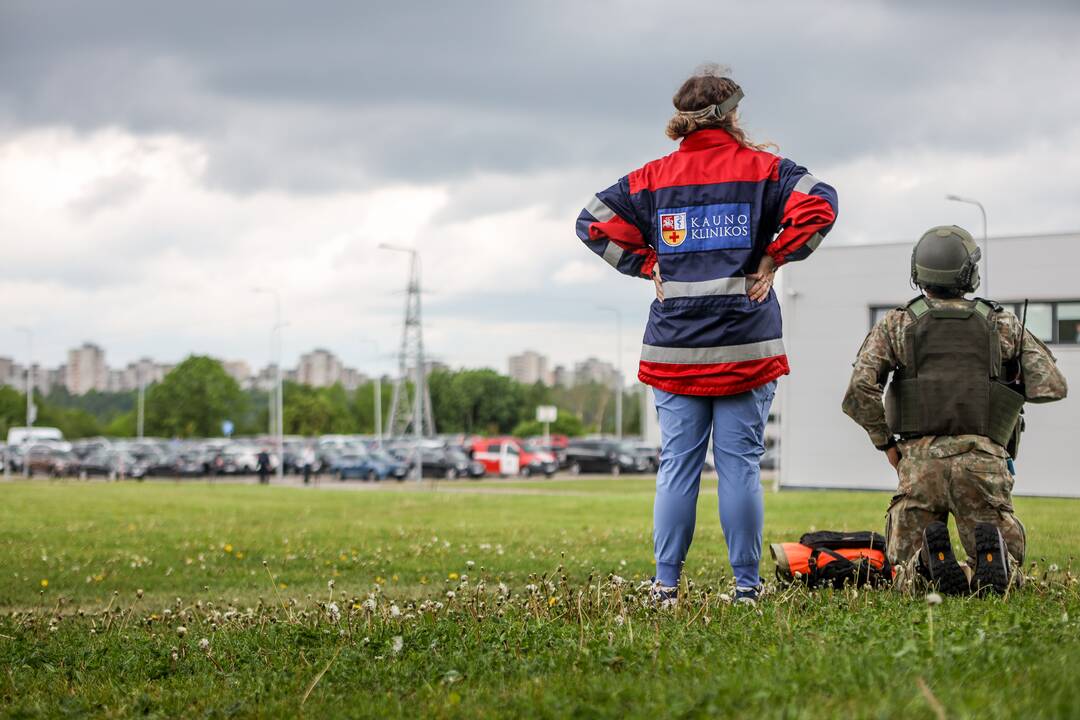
[
  {"xmin": 254, "ymin": 287, "xmax": 285, "ymax": 482},
  {"xmin": 15, "ymin": 327, "xmax": 33, "ymax": 478},
  {"xmin": 945, "ymin": 194, "xmax": 989, "ymax": 297},
  {"xmin": 357, "ymin": 339, "xmax": 383, "ymax": 447},
  {"xmin": 596, "ymin": 306, "xmax": 623, "ymax": 440},
  {"xmin": 136, "ymin": 364, "xmax": 145, "ymax": 439}
]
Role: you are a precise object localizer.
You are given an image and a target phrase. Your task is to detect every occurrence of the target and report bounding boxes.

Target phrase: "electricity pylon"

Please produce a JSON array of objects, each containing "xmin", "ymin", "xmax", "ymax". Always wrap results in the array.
[{"xmin": 381, "ymin": 245, "xmax": 436, "ymax": 478}]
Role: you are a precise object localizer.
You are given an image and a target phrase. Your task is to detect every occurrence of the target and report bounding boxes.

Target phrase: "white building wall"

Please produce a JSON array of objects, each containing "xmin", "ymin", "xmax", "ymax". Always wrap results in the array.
[{"xmin": 780, "ymin": 233, "xmax": 1079, "ymax": 497}]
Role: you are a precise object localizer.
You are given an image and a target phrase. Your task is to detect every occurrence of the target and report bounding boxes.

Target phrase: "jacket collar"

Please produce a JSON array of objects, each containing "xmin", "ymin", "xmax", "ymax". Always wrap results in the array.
[{"xmin": 679, "ymin": 128, "xmax": 738, "ymax": 152}]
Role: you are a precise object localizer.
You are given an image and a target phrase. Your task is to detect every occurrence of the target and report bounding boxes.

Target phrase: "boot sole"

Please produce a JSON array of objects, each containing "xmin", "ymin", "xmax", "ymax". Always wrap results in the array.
[
  {"xmin": 973, "ymin": 523, "xmax": 1010, "ymax": 596},
  {"xmin": 923, "ymin": 522, "xmax": 969, "ymax": 596}
]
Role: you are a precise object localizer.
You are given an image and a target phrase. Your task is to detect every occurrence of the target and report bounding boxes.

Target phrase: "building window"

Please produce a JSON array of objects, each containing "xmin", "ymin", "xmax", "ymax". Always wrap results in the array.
[
  {"xmin": 869, "ymin": 299, "xmax": 1080, "ymax": 346},
  {"xmin": 869, "ymin": 306, "xmax": 894, "ymax": 327},
  {"xmin": 1056, "ymin": 303, "xmax": 1080, "ymax": 345},
  {"xmin": 1013, "ymin": 302, "xmax": 1054, "ymax": 343}
]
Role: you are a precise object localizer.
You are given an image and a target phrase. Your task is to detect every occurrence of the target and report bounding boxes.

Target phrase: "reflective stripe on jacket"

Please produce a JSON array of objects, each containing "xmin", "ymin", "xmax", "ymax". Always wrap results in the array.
[{"xmin": 575, "ymin": 128, "xmax": 838, "ymax": 396}]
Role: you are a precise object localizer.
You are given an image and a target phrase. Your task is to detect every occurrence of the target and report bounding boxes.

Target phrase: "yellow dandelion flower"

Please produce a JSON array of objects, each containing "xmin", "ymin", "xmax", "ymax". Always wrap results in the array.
[
  {"xmin": 448, "ymin": 572, "xmax": 459, "ymax": 580},
  {"xmin": 235, "ymin": 552, "xmax": 244, "ymax": 559},
  {"xmin": 278, "ymin": 582, "xmax": 288, "ymax": 589},
  {"xmin": 420, "ymin": 576, "xmax": 429, "ymax": 585},
  {"xmin": 224, "ymin": 544, "xmax": 233, "ymax": 553},
  {"xmin": 375, "ymin": 576, "xmax": 385, "ymax": 584},
  {"xmin": 339, "ymin": 554, "xmax": 347, "ymax": 562},
  {"xmin": 392, "ymin": 574, "xmax": 399, "ymax": 582},
  {"xmin": 548, "ymin": 596, "xmax": 558, "ymax": 607},
  {"xmin": 40, "ymin": 579, "xmax": 48, "ymax": 588}
]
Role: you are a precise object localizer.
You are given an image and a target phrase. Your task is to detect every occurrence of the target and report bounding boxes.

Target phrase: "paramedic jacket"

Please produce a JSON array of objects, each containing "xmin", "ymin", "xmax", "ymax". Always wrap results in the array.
[{"xmin": 575, "ymin": 128, "xmax": 838, "ymax": 396}]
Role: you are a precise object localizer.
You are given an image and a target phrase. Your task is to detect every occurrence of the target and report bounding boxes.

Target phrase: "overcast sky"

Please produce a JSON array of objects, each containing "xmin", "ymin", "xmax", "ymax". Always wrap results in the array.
[{"xmin": 2, "ymin": 1, "xmax": 1079, "ymax": 379}]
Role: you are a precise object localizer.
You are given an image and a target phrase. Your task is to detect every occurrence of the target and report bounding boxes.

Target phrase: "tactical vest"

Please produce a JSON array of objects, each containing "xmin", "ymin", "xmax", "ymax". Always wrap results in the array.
[{"xmin": 884, "ymin": 296, "xmax": 1025, "ymax": 450}]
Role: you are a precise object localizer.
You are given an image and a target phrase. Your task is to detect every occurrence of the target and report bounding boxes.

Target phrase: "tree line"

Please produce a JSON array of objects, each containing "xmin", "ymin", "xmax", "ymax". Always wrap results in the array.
[{"xmin": 0, "ymin": 356, "xmax": 644, "ymax": 440}]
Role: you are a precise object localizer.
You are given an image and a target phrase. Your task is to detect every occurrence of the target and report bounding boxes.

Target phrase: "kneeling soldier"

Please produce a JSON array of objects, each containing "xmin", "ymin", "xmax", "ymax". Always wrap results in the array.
[{"xmin": 842, "ymin": 226, "xmax": 1067, "ymax": 594}]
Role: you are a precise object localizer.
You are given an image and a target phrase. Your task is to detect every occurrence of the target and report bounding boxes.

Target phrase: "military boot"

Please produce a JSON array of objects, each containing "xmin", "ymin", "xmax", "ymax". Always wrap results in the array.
[
  {"xmin": 919, "ymin": 522, "xmax": 969, "ymax": 596},
  {"xmin": 972, "ymin": 522, "xmax": 1011, "ymax": 596}
]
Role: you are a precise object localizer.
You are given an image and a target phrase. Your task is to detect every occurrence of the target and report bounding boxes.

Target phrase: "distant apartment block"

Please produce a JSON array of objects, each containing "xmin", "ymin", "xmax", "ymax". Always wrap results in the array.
[
  {"xmin": 573, "ymin": 357, "xmax": 619, "ymax": 389},
  {"xmin": 66, "ymin": 342, "xmax": 108, "ymax": 395},
  {"xmin": 297, "ymin": 348, "xmax": 344, "ymax": 387},
  {"xmin": 508, "ymin": 350, "xmax": 552, "ymax": 386},
  {"xmin": 222, "ymin": 360, "xmax": 252, "ymax": 386}
]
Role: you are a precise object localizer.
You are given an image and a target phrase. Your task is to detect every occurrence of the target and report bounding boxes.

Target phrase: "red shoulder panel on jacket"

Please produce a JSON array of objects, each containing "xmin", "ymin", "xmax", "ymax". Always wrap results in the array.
[{"xmin": 629, "ymin": 138, "xmax": 779, "ymax": 195}]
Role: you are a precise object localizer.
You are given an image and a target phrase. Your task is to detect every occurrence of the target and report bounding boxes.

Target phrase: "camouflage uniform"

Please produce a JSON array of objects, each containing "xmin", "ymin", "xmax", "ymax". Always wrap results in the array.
[{"xmin": 842, "ymin": 297, "xmax": 1068, "ymax": 571}]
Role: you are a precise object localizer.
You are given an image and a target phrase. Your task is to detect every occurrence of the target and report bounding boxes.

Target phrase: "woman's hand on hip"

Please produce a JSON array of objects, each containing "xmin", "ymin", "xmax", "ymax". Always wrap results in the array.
[
  {"xmin": 746, "ymin": 254, "xmax": 777, "ymax": 303},
  {"xmin": 652, "ymin": 264, "xmax": 664, "ymax": 302}
]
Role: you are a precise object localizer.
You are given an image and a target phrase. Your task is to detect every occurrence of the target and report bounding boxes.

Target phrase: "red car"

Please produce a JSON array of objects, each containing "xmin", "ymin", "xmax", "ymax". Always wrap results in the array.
[{"xmin": 471, "ymin": 437, "xmax": 558, "ymax": 478}]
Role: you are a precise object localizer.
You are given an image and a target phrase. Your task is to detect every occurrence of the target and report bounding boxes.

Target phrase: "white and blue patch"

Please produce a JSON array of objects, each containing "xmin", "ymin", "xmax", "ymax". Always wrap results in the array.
[{"xmin": 656, "ymin": 203, "xmax": 752, "ymax": 254}]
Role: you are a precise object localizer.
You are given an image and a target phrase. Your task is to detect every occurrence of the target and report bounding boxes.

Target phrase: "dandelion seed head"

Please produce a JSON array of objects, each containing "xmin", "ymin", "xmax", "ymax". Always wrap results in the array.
[
  {"xmin": 198, "ymin": 638, "xmax": 210, "ymax": 652},
  {"xmin": 391, "ymin": 635, "xmax": 403, "ymax": 655},
  {"xmin": 176, "ymin": 625, "xmax": 187, "ymax": 637},
  {"xmin": 925, "ymin": 592, "xmax": 943, "ymax": 606}
]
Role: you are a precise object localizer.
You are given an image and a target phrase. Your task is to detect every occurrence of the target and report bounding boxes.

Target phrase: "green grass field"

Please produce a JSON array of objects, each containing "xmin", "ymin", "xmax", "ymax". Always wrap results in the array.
[{"xmin": 3, "ymin": 478, "xmax": 1080, "ymax": 719}]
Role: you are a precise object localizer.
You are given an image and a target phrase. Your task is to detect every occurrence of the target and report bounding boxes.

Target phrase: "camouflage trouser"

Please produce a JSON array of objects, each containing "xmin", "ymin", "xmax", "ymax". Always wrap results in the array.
[{"xmin": 885, "ymin": 436, "xmax": 1026, "ymax": 575}]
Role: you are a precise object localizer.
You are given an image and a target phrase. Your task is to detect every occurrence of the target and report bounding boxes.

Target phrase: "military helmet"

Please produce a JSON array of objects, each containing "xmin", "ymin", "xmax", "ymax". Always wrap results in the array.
[{"xmin": 910, "ymin": 225, "xmax": 982, "ymax": 292}]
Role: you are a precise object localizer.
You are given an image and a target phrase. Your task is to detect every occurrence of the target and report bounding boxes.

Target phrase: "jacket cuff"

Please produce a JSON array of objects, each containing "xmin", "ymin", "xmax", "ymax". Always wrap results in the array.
[
  {"xmin": 873, "ymin": 435, "xmax": 897, "ymax": 451},
  {"xmin": 640, "ymin": 253, "xmax": 658, "ymax": 280}
]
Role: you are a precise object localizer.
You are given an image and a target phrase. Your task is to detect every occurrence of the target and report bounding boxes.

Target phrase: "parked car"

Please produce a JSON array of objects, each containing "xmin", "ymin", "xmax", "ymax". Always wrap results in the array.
[
  {"xmin": 417, "ymin": 447, "xmax": 481, "ymax": 480},
  {"xmin": 471, "ymin": 437, "xmax": 524, "ymax": 477},
  {"xmin": 564, "ymin": 440, "xmax": 650, "ymax": 475},
  {"xmin": 172, "ymin": 452, "xmax": 208, "ymax": 477},
  {"xmin": 626, "ymin": 441, "xmax": 660, "ymax": 473},
  {"xmin": 25, "ymin": 445, "xmax": 76, "ymax": 477},
  {"xmin": 527, "ymin": 435, "xmax": 569, "ymax": 469},
  {"xmin": 332, "ymin": 452, "xmax": 376, "ymax": 481},
  {"xmin": 74, "ymin": 449, "xmax": 116, "ymax": 478},
  {"xmin": 218, "ymin": 446, "xmax": 260, "ymax": 475},
  {"xmin": 365, "ymin": 450, "xmax": 410, "ymax": 481},
  {"xmin": 517, "ymin": 441, "xmax": 559, "ymax": 477}
]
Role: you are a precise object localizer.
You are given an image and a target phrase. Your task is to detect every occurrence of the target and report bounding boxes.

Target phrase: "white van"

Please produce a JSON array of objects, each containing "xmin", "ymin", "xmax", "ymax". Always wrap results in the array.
[{"xmin": 7, "ymin": 427, "xmax": 64, "ymax": 446}]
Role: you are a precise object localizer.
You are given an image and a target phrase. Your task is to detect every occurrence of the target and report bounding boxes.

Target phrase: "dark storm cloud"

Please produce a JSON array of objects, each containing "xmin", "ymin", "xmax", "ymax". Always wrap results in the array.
[{"xmin": 2, "ymin": 0, "xmax": 1079, "ymax": 196}]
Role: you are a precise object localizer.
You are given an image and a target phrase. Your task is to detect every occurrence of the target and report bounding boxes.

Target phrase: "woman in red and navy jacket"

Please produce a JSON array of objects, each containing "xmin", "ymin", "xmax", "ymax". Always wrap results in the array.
[{"xmin": 576, "ymin": 66, "xmax": 837, "ymax": 604}]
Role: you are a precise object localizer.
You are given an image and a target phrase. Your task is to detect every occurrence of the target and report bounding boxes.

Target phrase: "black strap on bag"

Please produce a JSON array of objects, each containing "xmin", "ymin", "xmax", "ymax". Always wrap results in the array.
[
  {"xmin": 801, "ymin": 532, "xmax": 893, "ymax": 589},
  {"xmin": 800, "ymin": 531, "xmax": 887, "ymax": 552}
]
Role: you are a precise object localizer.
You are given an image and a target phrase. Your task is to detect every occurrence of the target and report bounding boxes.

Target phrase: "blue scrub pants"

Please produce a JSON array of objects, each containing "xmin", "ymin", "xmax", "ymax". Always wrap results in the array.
[{"xmin": 653, "ymin": 381, "xmax": 776, "ymax": 590}]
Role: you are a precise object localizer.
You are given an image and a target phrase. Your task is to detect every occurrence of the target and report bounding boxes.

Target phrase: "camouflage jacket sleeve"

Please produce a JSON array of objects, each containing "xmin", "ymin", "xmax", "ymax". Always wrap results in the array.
[
  {"xmin": 841, "ymin": 312, "xmax": 902, "ymax": 448},
  {"xmin": 996, "ymin": 312, "xmax": 1069, "ymax": 403}
]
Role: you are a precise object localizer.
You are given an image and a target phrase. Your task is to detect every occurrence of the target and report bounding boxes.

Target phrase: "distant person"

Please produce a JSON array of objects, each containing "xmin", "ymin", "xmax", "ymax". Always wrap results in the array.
[
  {"xmin": 843, "ymin": 226, "xmax": 1068, "ymax": 595},
  {"xmin": 575, "ymin": 64, "xmax": 838, "ymax": 605},
  {"xmin": 256, "ymin": 447, "xmax": 272, "ymax": 485},
  {"xmin": 301, "ymin": 444, "xmax": 316, "ymax": 485}
]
